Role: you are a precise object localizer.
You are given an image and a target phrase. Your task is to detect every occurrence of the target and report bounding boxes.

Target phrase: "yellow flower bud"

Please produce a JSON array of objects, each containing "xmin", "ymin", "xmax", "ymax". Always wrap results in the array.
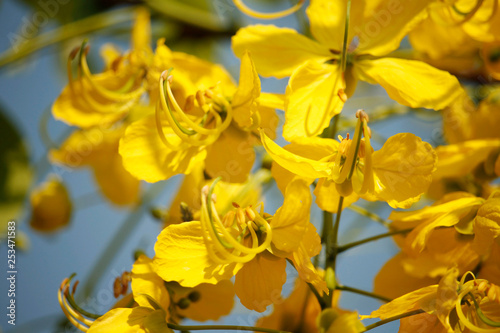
[{"xmin": 30, "ymin": 176, "xmax": 72, "ymax": 232}]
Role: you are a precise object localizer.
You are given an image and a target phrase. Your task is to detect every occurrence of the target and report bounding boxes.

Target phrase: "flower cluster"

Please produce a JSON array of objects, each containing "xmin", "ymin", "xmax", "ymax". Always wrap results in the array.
[{"xmin": 20, "ymin": 0, "xmax": 500, "ymax": 332}]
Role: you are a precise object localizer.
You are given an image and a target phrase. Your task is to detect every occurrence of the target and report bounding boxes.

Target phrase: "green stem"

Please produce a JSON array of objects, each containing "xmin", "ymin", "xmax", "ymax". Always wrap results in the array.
[
  {"xmin": 79, "ymin": 182, "xmax": 167, "ymax": 299},
  {"xmin": 39, "ymin": 106, "xmax": 58, "ymax": 149},
  {"xmin": 336, "ymin": 285, "xmax": 392, "ymax": 303},
  {"xmin": 341, "ymin": 0, "xmax": 351, "ymax": 72},
  {"xmin": 0, "ymin": 6, "xmax": 137, "ymax": 68},
  {"xmin": 324, "ymin": 196, "xmax": 344, "ymax": 306},
  {"xmin": 363, "ymin": 309, "xmax": 425, "ymax": 332},
  {"xmin": 167, "ymin": 323, "xmax": 290, "ymax": 333},
  {"xmin": 347, "ymin": 204, "xmax": 390, "ymax": 227},
  {"xmin": 337, "ymin": 228, "xmax": 413, "ymax": 253}
]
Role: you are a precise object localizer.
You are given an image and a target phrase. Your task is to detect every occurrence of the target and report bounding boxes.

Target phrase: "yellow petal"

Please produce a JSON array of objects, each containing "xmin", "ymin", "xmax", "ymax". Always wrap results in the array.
[
  {"xmin": 232, "ymin": 25, "xmax": 332, "ymax": 78},
  {"xmin": 409, "ymin": 16, "xmax": 479, "ymax": 60},
  {"xmin": 232, "ymin": 52, "xmax": 261, "ymax": 129},
  {"xmin": 177, "ymin": 280, "xmax": 235, "ymax": 322},
  {"xmin": 204, "ymin": 125, "xmax": 254, "ymax": 183},
  {"xmin": 260, "ymin": 130, "xmax": 331, "ymax": 180},
  {"xmin": 131, "ymin": 256, "xmax": 170, "ymax": 311},
  {"xmin": 374, "ymin": 253, "xmax": 438, "ymax": 300},
  {"xmin": 119, "ymin": 115, "xmax": 206, "ymax": 183},
  {"xmin": 284, "ymin": 61, "xmax": 345, "ymax": 140},
  {"xmin": 271, "ymin": 179, "xmax": 311, "ymax": 252},
  {"xmin": 361, "ymin": 285, "xmax": 438, "ymax": 320},
  {"xmin": 131, "ymin": 7, "xmax": 151, "ymax": 52},
  {"xmin": 50, "ymin": 127, "xmax": 140, "ymax": 205},
  {"xmin": 356, "ymin": 0, "xmax": 431, "ymax": 56},
  {"xmin": 462, "ymin": 0, "xmax": 500, "ymax": 43},
  {"xmin": 153, "ymin": 221, "xmax": 241, "ymax": 287},
  {"xmin": 52, "ymin": 73, "xmax": 133, "ymax": 129},
  {"xmin": 434, "ymin": 140, "xmax": 500, "ymax": 179},
  {"xmin": 271, "ymin": 137, "xmax": 338, "ymax": 193},
  {"xmin": 313, "ymin": 178, "xmax": 359, "ymax": 213},
  {"xmin": 354, "ymin": 58, "xmax": 462, "ymax": 110},
  {"xmin": 326, "ymin": 312, "xmax": 365, "ymax": 333},
  {"xmin": 306, "ymin": 0, "xmax": 345, "ymax": 50},
  {"xmin": 370, "ymin": 133, "xmax": 437, "ymax": 208},
  {"xmin": 256, "ymin": 277, "xmax": 321, "ymax": 332},
  {"xmin": 234, "ymin": 252, "xmax": 287, "ymax": 312},
  {"xmin": 29, "ymin": 176, "xmax": 71, "ymax": 232},
  {"xmin": 473, "ymin": 197, "xmax": 500, "ymax": 255},
  {"xmin": 258, "ymin": 93, "xmax": 285, "ymax": 110},
  {"xmin": 290, "ymin": 224, "xmax": 328, "ymax": 294},
  {"xmin": 88, "ymin": 307, "xmax": 152, "ymax": 333}
]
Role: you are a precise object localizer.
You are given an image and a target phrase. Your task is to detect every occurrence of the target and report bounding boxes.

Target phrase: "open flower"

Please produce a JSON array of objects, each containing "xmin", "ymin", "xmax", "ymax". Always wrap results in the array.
[
  {"xmin": 363, "ymin": 267, "xmax": 500, "ymax": 333},
  {"xmin": 262, "ymin": 110, "xmax": 437, "ymax": 211},
  {"xmin": 119, "ymin": 52, "xmax": 279, "ymax": 183},
  {"xmin": 233, "ymin": 0, "xmax": 462, "ymax": 140},
  {"xmin": 153, "ymin": 178, "xmax": 325, "ymax": 312},
  {"xmin": 53, "ymin": 8, "xmax": 152, "ymax": 129}
]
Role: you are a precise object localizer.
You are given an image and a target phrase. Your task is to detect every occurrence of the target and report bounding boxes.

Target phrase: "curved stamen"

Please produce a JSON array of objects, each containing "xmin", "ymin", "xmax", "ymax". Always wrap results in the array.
[
  {"xmin": 470, "ymin": 292, "xmax": 500, "ymax": 328},
  {"xmin": 359, "ymin": 120, "xmax": 372, "ymax": 194},
  {"xmin": 78, "ymin": 42, "xmax": 145, "ymax": 102},
  {"xmin": 456, "ymin": 283, "xmax": 500, "ymax": 333},
  {"xmin": 58, "ymin": 277, "xmax": 91, "ymax": 332},
  {"xmin": 158, "ymin": 73, "xmax": 221, "ymax": 147},
  {"xmin": 200, "ymin": 179, "xmax": 272, "ymax": 264},
  {"xmin": 335, "ymin": 110, "xmax": 364, "ymax": 184},
  {"xmin": 155, "ymin": 100, "xmax": 187, "ymax": 151},
  {"xmin": 164, "ymin": 75, "xmax": 228, "ymax": 136},
  {"xmin": 232, "ymin": 0, "xmax": 305, "ymax": 19}
]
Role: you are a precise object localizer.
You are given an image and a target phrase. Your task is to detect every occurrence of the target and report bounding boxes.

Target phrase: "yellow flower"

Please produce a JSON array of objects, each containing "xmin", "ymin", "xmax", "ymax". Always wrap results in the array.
[
  {"xmin": 153, "ymin": 178, "xmax": 325, "ymax": 312},
  {"xmin": 389, "ymin": 191, "xmax": 500, "ymax": 256},
  {"xmin": 262, "ymin": 110, "xmax": 437, "ymax": 211},
  {"xmin": 232, "ymin": 0, "xmax": 462, "ymax": 140},
  {"xmin": 119, "ymin": 51, "xmax": 279, "ymax": 183},
  {"xmin": 52, "ymin": 8, "xmax": 152, "ymax": 129},
  {"xmin": 363, "ymin": 268, "xmax": 500, "ymax": 333},
  {"xmin": 30, "ymin": 175, "xmax": 72, "ymax": 232},
  {"xmin": 50, "ymin": 125, "xmax": 140, "ymax": 206}
]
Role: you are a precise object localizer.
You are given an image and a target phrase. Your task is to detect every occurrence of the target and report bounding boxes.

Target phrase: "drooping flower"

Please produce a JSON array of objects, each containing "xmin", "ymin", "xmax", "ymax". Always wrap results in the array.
[
  {"xmin": 153, "ymin": 178, "xmax": 325, "ymax": 312},
  {"xmin": 232, "ymin": 0, "xmax": 462, "ymax": 140},
  {"xmin": 262, "ymin": 110, "xmax": 437, "ymax": 211}
]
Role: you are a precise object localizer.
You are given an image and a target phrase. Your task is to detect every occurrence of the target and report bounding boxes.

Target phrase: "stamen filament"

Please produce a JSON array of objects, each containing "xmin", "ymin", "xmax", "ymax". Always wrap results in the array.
[
  {"xmin": 358, "ymin": 120, "xmax": 372, "ymax": 194},
  {"xmin": 232, "ymin": 0, "xmax": 305, "ymax": 20},
  {"xmin": 335, "ymin": 113, "xmax": 363, "ymax": 184},
  {"xmin": 155, "ymin": 101, "xmax": 186, "ymax": 151},
  {"xmin": 79, "ymin": 45, "xmax": 145, "ymax": 102}
]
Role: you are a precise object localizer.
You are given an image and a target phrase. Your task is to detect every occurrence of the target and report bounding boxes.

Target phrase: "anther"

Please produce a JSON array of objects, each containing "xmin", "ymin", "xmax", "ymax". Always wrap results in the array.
[
  {"xmin": 232, "ymin": 202, "xmax": 240, "ymax": 208},
  {"xmin": 236, "ymin": 208, "xmax": 246, "ymax": 226},
  {"xmin": 222, "ymin": 210, "xmax": 235, "ymax": 227},
  {"xmin": 72, "ymin": 280, "xmax": 79, "ymax": 295},
  {"xmin": 185, "ymin": 95, "xmax": 195, "ymax": 112},
  {"xmin": 245, "ymin": 207, "xmax": 256, "ymax": 221},
  {"xmin": 83, "ymin": 45, "xmax": 90, "ymax": 56},
  {"xmin": 478, "ymin": 281, "xmax": 488, "ymax": 292},
  {"xmin": 338, "ymin": 89, "xmax": 348, "ymax": 103},
  {"xmin": 356, "ymin": 109, "xmax": 369, "ymax": 122},
  {"xmin": 196, "ymin": 90, "xmax": 206, "ymax": 106},
  {"xmin": 69, "ymin": 47, "xmax": 80, "ymax": 60},
  {"xmin": 205, "ymin": 89, "xmax": 214, "ymax": 99}
]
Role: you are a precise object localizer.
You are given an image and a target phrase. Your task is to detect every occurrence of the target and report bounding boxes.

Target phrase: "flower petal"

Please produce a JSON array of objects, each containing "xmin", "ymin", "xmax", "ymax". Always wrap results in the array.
[
  {"xmin": 153, "ymin": 221, "xmax": 241, "ymax": 287},
  {"xmin": 234, "ymin": 252, "xmax": 287, "ymax": 312},
  {"xmin": 284, "ymin": 61, "xmax": 345, "ymax": 140},
  {"xmin": 260, "ymin": 130, "xmax": 331, "ymax": 180},
  {"xmin": 354, "ymin": 58, "xmax": 462, "ymax": 110},
  {"xmin": 272, "ymin": 179, "xmax": 311, "ymax": 252},
  {"xmin": 131, "ymin": 256, "xmax": 170, "ymax": 310},
  {"xmin": 119, "ymin": 115, "xmax": 206, "ymax": 183},
  {"xmin": 370, "ymin": 133, "xmax": 437, "ymax": 208},
  {"xmin": 232, "ymin": 25, "xmax": 332, "ymax": 78},
  {"xmin": 356, "ymin": 0, "xmax": 431, "ymax": 56}
]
